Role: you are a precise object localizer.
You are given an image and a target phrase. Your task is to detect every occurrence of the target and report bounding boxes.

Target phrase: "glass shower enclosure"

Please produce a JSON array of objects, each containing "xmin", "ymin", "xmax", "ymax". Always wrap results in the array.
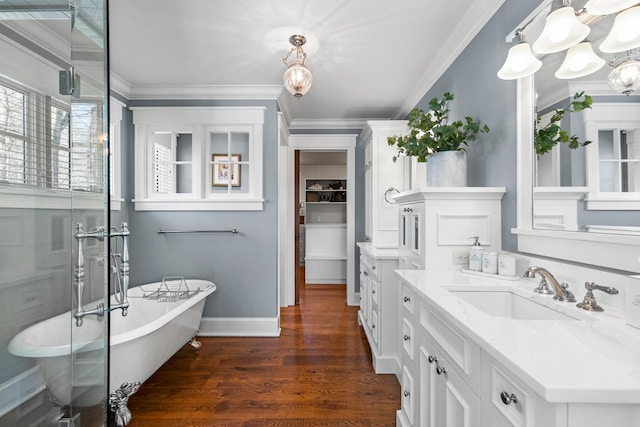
[{"xmin": 0, "ymin": 0, "xmax": 109, "ymax": 425}]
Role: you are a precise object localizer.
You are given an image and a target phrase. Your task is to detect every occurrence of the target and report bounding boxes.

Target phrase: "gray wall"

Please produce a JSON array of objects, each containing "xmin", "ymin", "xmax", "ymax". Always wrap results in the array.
[
  {"xmin": 412, "ymin": 0, "xmax": 540, "ymax": 252},
  {"xmin": 123, "ymin": 99, "xmax": 279, "ymax": 318}
]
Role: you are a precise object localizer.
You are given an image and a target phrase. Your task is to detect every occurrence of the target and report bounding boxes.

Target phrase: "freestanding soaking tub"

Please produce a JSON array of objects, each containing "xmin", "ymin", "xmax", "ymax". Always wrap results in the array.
[{"xmin": 8, "ymin": 279, "xmax": 216, "ymax": 408}]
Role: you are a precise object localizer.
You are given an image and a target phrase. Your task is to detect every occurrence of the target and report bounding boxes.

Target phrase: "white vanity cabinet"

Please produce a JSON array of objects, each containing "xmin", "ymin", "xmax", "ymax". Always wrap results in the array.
[
  {"xmin": 356, "ymin": 242, "xmax": 400, "ymax": 376},
  {"xmin": 395, "ymin": 188, "xmax": 506, "ymax": 271},
  {"xmin": 360, "ymin": 120, "xmax": 409, "ymax": 248}
]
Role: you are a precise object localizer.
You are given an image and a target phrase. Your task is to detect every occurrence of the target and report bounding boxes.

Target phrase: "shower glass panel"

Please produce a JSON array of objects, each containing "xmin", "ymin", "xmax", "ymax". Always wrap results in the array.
[{"xmin": 0, "ymin": 0, "xmax": 109, "ymax": 425}]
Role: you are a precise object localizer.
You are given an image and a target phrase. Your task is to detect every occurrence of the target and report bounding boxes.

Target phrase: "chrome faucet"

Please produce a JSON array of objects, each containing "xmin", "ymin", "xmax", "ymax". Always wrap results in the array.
[{"xmin": 523, "ymin": 266, "xmax": 576, "ymax": 302}]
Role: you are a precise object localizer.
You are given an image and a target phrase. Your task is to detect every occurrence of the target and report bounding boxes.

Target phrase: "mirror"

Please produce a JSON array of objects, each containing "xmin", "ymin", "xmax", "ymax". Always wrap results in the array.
[{"xmin": 526, "ymin": 7, "xmax": 640, "ymax": 234}]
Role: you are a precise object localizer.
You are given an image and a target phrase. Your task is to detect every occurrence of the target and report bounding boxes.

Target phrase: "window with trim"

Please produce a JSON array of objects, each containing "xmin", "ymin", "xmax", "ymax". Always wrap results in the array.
[
  {"xmin": 132, "ymin": 107, "xmax": 265, "ymax": 211},
  {"xmin": 0, "ymin": 79, "xmax": 113, "ymax": 208}
]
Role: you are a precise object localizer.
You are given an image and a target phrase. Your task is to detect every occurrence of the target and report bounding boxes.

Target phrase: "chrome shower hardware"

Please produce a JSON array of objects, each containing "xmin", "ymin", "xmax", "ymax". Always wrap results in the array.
[
  {"xmin": 577, "ymin": 281, "xmax": 619, "ymax": 312},
  {"xmin": 74, "ymin": 222, "xmax": 130, "ymax": 327}
]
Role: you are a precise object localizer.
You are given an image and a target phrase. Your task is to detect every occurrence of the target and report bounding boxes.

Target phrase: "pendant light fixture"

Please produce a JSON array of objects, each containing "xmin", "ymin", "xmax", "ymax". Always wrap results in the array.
[
  {"xmin": 608, "ymin": 50, "xmax": 640, "ymax": 95},
  {"xmin": 497, "ymin": 31, "xmax": 543, "ymax": 80},
  {"xmin": 584, "ymin": 0, "xmax": 639, "ymax": 15},
  {"xmin": 555, "ymin": 41, "xmax": 605, "ymax": 79},
  {"xmin": 532, "ymin": 1, "xmax": 590, "ymax": 54},
  {"xmin": 600, "ymin": 6, "xmax": 640, "ymax": 53},
  {"xmin": 282, "ymin": 35, "xmax": 313, "ymax": 99}
]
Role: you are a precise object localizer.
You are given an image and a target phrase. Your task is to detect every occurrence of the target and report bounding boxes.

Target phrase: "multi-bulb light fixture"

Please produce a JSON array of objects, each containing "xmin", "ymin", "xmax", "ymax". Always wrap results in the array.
[
  {"xmin": 282, "ymin": 35, "xmax": 313, "ymax": 99},
  {"xmin": 497, "ymin": 0, "xmax": 640, "ymax": 95}
]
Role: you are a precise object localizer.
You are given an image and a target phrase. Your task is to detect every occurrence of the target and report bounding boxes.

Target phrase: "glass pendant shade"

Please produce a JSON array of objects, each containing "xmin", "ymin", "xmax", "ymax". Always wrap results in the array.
[
  {"xmin": 283, "ymin": 63, "xmax": 313, "ymax": 98},
  {"xmin": 532, "ymin": 6, "xmax": 591, "ymax": 54},
  {"xmin": 600, "ymin": 6, "xmax": 640, "ymax": 53},
  {"xmin": 555, "ymin": 41, "xmax": 605, "ymax": 79},
  {"xmin": 497, "ymin": 42, "xmax": 543, "ymax": 80},
  {"xmin": 608, "ymin": 56, "xmax": 640, "ymax": 95},
  {"xmin": 585, "ymin": 0, "xmax": 639, "ymax": 15}
]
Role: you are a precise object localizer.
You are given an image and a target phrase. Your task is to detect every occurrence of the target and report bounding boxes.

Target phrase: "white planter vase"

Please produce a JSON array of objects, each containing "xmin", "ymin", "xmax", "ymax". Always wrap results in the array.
[{"xmin": 426, "ymin": 151, "xmax": 467, "ymax": 186}]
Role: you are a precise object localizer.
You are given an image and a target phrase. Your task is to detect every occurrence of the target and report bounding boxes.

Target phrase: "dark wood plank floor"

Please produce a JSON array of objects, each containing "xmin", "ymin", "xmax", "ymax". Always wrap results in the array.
[{"xmin": 126, "ymin": 277, "xmax": 400, "ymax": 426}]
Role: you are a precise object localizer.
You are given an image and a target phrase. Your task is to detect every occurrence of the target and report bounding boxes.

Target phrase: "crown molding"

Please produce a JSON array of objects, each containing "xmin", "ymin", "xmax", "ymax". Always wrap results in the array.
[
  {"xmin": 393, "ymin": 0, "xmax": 506, "ymax": 119},
  {"xmin": 125, "ymin": 84, "xmax": 283, "ymax": 100},
  {"xmin": 288, "ymin": 118, "xmax": 367, "ymax": 130}
]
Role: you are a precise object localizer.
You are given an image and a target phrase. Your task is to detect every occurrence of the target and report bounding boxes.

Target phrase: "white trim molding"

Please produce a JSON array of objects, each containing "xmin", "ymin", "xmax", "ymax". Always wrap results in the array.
[
  {"xmin": 198, "ymin": 316, "xmax": 281, "ymax": 337},
  {"xmin": 0, "ymin": 367, "xmax": 45, "ymax": 418}
]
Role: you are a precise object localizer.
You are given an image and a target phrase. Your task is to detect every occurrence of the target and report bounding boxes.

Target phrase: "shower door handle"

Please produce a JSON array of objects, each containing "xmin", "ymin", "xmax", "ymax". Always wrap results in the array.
[{"xmin": 74, "ymin": 222, "xmax": 106, "ymax": 326}]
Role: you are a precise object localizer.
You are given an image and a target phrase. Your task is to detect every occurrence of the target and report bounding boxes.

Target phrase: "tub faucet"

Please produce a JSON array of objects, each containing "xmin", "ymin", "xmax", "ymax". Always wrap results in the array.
[{"xmin": 523, "ymin": 266, "xmax": 576, "ymax": 302}]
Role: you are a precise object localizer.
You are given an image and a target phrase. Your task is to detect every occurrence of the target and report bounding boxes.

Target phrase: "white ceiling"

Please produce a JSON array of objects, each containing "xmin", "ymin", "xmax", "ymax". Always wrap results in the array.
[{"xmin": 108, "ymin": 0, "xmax": 505, "ymax": 127}]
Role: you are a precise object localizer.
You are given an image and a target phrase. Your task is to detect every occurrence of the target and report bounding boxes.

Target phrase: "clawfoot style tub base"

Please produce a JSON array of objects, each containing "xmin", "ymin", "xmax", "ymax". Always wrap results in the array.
[{"xmin": 109, "ymin": 382, "xmax": 141, "ymax": 427}]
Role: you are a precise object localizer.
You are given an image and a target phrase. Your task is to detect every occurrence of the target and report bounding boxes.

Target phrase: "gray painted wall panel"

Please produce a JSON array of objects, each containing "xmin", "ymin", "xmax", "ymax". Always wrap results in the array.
[
  {"xmin": 410, "ymin": 0, "xmax": 540, "ymax": 252},
  {"xmin": 123, "ymin": 100, "xmax": 279, "ymax": 318}
]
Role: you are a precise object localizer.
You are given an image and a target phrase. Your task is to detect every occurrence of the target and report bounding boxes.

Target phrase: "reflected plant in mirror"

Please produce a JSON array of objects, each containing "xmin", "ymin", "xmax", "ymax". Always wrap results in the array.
[{"xmin": 534, "ymin": 91, "xmax": 593, "ymax": 155}]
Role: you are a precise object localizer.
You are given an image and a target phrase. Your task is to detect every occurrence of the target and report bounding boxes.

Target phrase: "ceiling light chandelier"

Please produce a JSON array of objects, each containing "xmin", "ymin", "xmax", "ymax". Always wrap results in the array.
[
  {"xmin": 497, "ymin": 30, "xmax": 543, "ymax": 79},
  {"xmin": 282, "ymin": 35, "xmax": 313, "ymax": 99},
  {"xmin": 532, "ymin": 0, "xmax": 590, "ymax": 54},
  {"xmin": 607, "ymin": 49, "xmax": 640, "ymax": 95}
]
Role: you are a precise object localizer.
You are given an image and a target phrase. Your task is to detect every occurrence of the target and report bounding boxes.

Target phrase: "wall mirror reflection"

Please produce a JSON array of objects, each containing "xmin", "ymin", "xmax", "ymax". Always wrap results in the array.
[{"xmin": 515, "ymin": 0, "xmax": 640, "ymax": 234}]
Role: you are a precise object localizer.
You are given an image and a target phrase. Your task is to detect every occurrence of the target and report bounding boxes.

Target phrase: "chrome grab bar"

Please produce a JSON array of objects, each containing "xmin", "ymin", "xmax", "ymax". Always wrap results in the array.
[
  {"xmin": 74, "ymin": 222, "xmax": 131, "ymax": 327},
  {"xmin": 157, "ymin": 228, "xmax": 239, "ymax": 234}
]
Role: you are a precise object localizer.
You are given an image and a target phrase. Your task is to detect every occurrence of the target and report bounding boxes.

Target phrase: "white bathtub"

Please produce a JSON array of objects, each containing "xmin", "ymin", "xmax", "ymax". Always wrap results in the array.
[{"xmin": 8, "ymin": 279, "xmax": 216, "ymax": 407}]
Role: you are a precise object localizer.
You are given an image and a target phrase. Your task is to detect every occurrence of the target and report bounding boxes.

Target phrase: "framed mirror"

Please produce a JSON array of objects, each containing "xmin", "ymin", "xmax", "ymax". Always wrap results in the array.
[{"xmin": 511, "ymin": 0, "xmax": 640, "ymax": 272}]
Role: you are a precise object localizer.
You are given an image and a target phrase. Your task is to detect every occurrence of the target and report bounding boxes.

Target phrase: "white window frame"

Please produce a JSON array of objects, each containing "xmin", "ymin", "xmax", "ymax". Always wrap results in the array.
[
  {"xmin": 584, "ymin": 103, "xmax": 640, "ymax": 210},
  {"xmin": 132, "ymin": 106, "xmax": 265, "ymax": 211},
  {"xmin": 109, "ymin": 97, "xmax": 124, "ymax": 211}
]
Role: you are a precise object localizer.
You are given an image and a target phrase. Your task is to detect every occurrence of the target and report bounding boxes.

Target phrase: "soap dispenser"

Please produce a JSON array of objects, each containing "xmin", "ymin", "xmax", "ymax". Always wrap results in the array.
[{"xmin": 468, "ymin": 236, "xmax": 483, "ymax": 271}]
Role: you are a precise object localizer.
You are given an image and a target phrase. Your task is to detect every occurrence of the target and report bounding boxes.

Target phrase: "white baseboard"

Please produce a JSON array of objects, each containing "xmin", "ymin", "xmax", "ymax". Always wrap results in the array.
[
  {"xmin": 198, "ymin": 316, "xmax": 281, "ymax": 337},
  {"xmin": 0, "ymin": 366, "xmax": 46, "ymax": 417}
]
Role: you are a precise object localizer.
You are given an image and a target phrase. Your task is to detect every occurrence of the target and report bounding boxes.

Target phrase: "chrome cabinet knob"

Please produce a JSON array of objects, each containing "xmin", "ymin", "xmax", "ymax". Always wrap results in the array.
[
  {"xmin": 404, "ymin": 296, "xmax": 411, "ymax": 303},
  {"xmin": 436, "ymin": 366, "xmax": 446, "ymax": 375},
  {"xmin": 403, "ymin": 390, "xmax": 410, "ymax": 397},
  {"xmin": 428, "ymin": 355, "xmax": 437, "ymax": 364},
  {"xmin": 403, "ymin": 334, "xmax": 411, "ymax": 341},
  {"xmin": 372, "ymin": 265, "xmax": 376, "ymax": 270},
  {"xmin": 500, "ymin": 391, "xmax": 518, "ymax": 405}
]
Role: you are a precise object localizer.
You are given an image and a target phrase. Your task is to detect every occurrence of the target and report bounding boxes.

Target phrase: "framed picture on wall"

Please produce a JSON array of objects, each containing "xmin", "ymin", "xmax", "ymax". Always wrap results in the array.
[{"xmin": 212, "ymin": 154, "xmax": 241, "ymax": 187}]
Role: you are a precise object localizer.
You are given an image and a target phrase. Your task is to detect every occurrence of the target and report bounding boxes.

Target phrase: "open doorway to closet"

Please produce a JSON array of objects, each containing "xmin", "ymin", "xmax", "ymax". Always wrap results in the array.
[
  {"xmin": 281, "ymin": 134, "xmax": 357, "ymax": 308},
  {"xmin": 297, "ymin": 150, "xmax": 348, "ymax": 300}
]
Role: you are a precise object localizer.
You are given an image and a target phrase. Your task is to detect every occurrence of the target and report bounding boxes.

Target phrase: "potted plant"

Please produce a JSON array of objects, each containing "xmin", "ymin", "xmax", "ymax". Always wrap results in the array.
[
  {"xmin": 387, "ymin": 92, "xmax": 489, "ymax": 186},
  {"xmin": 534, "ymin": 91, "xmax": 592, "ymax": 156}
]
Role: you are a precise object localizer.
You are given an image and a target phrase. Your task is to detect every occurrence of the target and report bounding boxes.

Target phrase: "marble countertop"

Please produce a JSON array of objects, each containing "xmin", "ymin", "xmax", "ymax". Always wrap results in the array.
[
  {"xmin": 395, "ymin": 268, "xmax": 640, "ymax": 404},
  {"xmin": 356, "ymin": 242, "xmax": 399, "ymax": 259}
]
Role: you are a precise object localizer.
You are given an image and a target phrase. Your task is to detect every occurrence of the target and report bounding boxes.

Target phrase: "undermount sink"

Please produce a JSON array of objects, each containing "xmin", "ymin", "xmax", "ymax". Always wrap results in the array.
[{"xmin": 446, "ymin": 288, "xmax": 586, "ymax": 321}]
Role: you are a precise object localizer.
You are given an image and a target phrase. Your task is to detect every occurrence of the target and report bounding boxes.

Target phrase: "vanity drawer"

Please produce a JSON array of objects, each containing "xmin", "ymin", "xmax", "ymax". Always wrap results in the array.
[
  {"xmin": 402, "ymin": 317, "xmax": 415, "ymax": 361},
  {"xmin": 401, "ymin": 365, "xmax": 416, "ymax": 425},
  {"xmin": 371, "ymin": 309, "xmax": 380, "ymax": 346},
  {"xmin": 371, "ymin": 279, "xmax": 379, "ymax": 306},
  {"xmin": 485, "ymin": 361, "xmax": 532, "ymax": 427},
  {"xmin": 401, "ymin": 285, "xmax": 415, "ymax": 315},
  {"xmin": 419, "ymin": 302, "xmax": 481, "ymax": 393}
]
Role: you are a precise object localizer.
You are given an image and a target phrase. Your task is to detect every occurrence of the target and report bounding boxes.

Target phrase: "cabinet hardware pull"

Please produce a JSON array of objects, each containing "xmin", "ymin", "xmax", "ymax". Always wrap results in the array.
[
  {"xmin": 404, "ymin": 296, "xmax": 411, "ymax": 303},
  {"xmin": 403, "ymin": 335, "xmax": 410, "ymax": 341},
  {"xmin": 372, "ymin": 289, "xmax": 376, "ymax": 294},
  {"xmin": 428, "ymin": 355, "xmax": 437, "ymax": 364},
  {"xmin": 436, "ymin": 366, "xmax": 446, "ymax": 375},
  {"xmin": 404, "ymin": 390, "xmax": 411, "ymax": 397},
  {"xmin": 372, "ymin": 265, "xmax": 376, "ymax": 270},
  {"xmin": 363, "ymin": 271, "xmax": 368, "ymax": 276},
  {"xmin": 500, "ymin": 391, "xmax": 518, "ymax": 405}
]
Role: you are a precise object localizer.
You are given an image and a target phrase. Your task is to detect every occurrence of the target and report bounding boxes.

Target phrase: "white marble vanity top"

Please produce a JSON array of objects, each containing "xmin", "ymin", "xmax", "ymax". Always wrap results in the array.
[{"xmin": 395, "ymin": 268, "xmax": 640, "ymax": 404}]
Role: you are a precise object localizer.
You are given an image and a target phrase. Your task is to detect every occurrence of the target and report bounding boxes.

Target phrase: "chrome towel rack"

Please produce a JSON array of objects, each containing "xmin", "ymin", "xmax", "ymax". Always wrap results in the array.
[{"xmin": 157, "ymin": 228, "xmax": 239, "ymax": 235}]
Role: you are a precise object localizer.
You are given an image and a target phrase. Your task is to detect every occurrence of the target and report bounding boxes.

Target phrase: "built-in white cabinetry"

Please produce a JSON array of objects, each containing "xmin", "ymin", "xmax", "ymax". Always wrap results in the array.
[
  {"xmin": 356, "ymin": 243, "xmax": 400, "ymax": 377},
  {"xmin": 395, "ymin": 188, "xmax": 506, "ymax": 270},
  {"xmin": 304, "ymin": 178, "xmax": 347, "ymax": 284},
  {"xmin": 360, "ymin": 121, "xmax": 409, "ymax": 248},
  {"xmin": 396, "ymin": 275, "xmax": 640, "ymax": 427}
]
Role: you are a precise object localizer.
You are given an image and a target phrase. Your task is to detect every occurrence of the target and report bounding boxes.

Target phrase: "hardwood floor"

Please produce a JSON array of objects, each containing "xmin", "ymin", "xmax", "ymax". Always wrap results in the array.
[{"xmin": 126, "ymin": 278, "xmax": 400, "ymax": 426}]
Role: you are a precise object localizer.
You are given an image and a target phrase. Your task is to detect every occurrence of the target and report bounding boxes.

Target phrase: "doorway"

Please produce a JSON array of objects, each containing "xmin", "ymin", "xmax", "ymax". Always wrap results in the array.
[{"xmin": 281, "ymin": 134, "xmax": 357, "ymax": 308}]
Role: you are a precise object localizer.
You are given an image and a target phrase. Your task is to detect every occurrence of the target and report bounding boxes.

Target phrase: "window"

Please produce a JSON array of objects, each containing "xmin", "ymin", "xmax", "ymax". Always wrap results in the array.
[
  {"xmin": 0, "ymin": 79, "xmax": 119, "ymax": 209},
  {"xmin": 132, "ymin": 107, "xmax": 265, "ymax": 211},
  {"xmin": 584, "ymin": 103, "xmax": 640, "ymax": 210}
]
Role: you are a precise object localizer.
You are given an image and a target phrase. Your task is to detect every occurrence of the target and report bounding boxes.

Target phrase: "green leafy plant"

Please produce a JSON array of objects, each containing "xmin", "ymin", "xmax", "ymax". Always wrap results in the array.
[
  {"xmin": 387, "ymin": 92, "xmax": 489, "ymax": 162},
  {"xmin": 534, "ymin": 91, "xmax": 592, "ymax": 156}
]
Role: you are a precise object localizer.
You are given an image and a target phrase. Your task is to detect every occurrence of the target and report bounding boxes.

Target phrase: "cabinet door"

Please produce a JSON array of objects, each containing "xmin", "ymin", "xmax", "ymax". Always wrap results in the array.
[
  {"xmin": 419, "ymin": 344, "xmax": 481, "ymax": 427},
  {"xmin": 399, "ymin": 202, "xmax": 424, "ymax": 269}
]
